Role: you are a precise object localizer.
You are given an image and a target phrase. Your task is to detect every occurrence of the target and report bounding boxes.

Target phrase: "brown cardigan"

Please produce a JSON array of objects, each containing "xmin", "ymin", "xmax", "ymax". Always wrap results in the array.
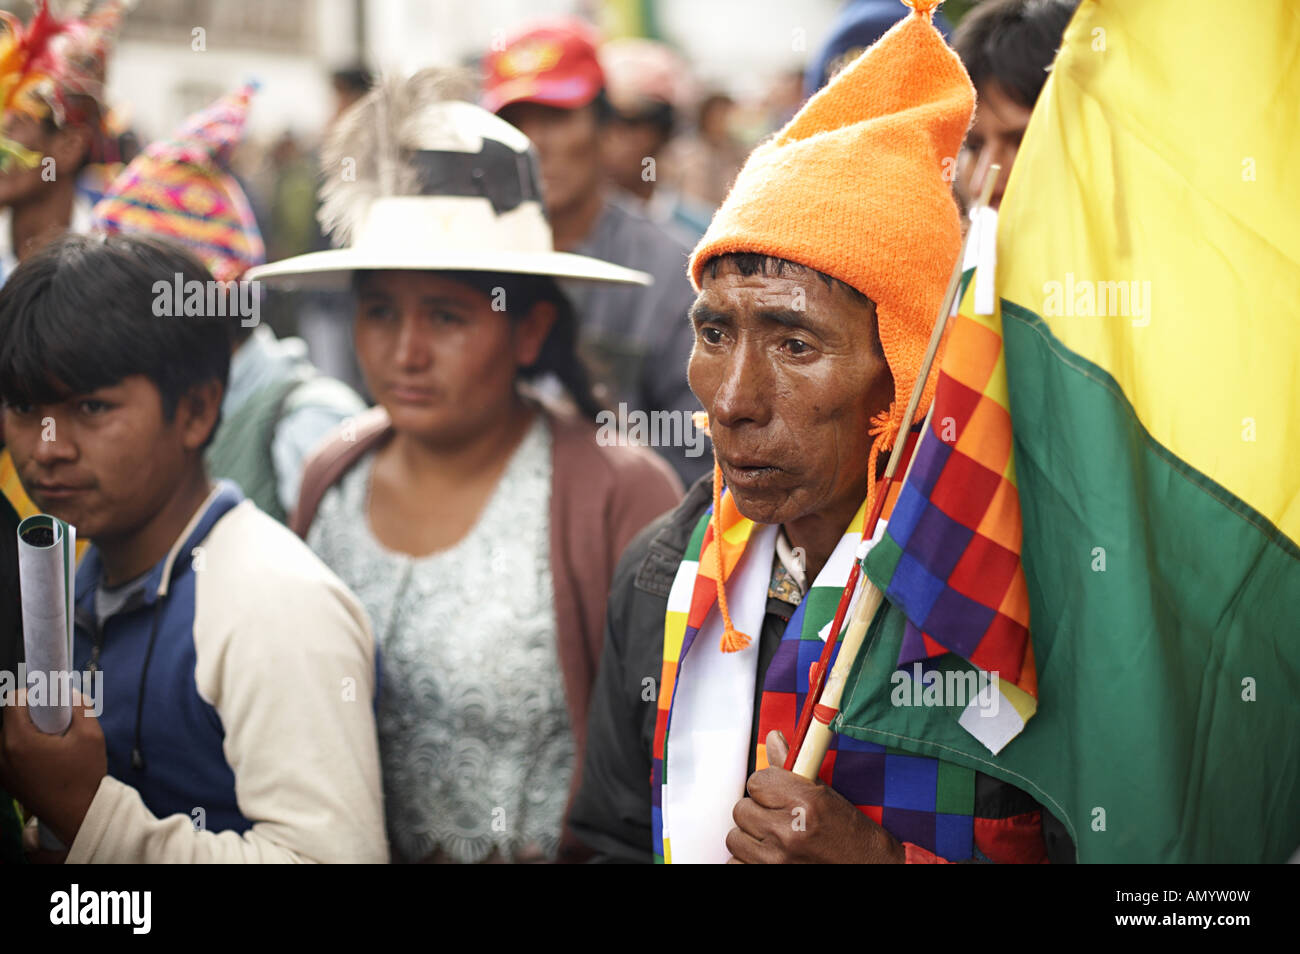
[{"xmin": 290, "ymin": 404, "xmax": 684, "ymax": 861}]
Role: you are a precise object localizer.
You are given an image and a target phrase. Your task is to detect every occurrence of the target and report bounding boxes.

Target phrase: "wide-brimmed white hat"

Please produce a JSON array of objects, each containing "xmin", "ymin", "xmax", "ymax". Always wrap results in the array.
[{"xmin": 246, "ymin": 75, "xmax": 650, "ymax": 291}]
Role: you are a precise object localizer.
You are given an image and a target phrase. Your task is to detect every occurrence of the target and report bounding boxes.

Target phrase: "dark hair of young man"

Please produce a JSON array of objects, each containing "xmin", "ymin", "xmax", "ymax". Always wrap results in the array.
[
  {"xmin": 953, "ymin": 0, "xmax": 1080, "ymax": 108},
  {"xmin": 0, "ymin": 232, "xmax": 233, "ymax": 448}
]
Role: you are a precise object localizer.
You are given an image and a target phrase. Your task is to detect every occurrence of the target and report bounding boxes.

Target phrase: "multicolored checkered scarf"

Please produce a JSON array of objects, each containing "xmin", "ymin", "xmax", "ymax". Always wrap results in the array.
[{"xmin": 651, "ymin": 485, "xmax": 977, "ymax": 863}]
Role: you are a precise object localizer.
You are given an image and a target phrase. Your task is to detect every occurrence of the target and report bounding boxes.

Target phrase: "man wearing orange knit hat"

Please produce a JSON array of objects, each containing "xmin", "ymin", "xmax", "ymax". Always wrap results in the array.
[{"xmin": 572, "ymin": 0, "xmax": 1074, "ymax": 864}]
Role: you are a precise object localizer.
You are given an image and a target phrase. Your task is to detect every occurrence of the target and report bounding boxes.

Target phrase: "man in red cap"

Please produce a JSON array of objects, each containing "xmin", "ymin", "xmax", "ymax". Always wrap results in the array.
[{"xmin": 484, "ymin": 18, "xmax": 707, "ymax": 487}]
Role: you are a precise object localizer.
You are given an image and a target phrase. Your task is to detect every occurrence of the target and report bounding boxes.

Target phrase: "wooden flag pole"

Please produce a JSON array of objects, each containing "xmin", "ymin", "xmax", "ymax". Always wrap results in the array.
[
  {"xmin": 788, "ymin": 168, "xmax": 1000, "ymax": 781},
  {"xmin": 790, "ymin": 402, "xmax": 940, "ymax": 778}
]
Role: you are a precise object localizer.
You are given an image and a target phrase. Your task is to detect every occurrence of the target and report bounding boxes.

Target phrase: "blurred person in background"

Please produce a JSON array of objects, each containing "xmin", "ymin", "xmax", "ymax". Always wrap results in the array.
[
  {"xmin": 664, "ymin": 91, "xmax": 746, "ymax": 211},
  {"xmin": 0, "ymin": 0, "xmax": 130, "ymax": 590},
  {"xmin": 761, "ymin": 68, "xmax": 807, "ymax": 132},
  {"xmin": 0, "ymin": 0, "xmax": 128, "ymax": 281},
  {"xmin": 92, "ymin": 83, "xmax": 364, "ymax": 525},
  {"xmin": 265, "ymin": 67, "xmax": 373, "ymax": 265},
  {"xmin": 264, "ymin": 66, "xmax": 374, "ymax": 265},
  {"xmin": 598, "ymin": 38, "xmax": 711, "ymax": 245},
  {"xmin": 484, "ymin": 18, "xmax": 708, "ymax": 487},
  {"xmin": 952, "ymin": 0, "xmax": 1079, "ymax": 212},
  {"xmin": 266, "ymin": 131, "xmax": 315, "ymax": 261},
  {"xmin": 329, "ymin": 66, "xmax": 372, "ymax": 122},
  {"xmin": 249, "ymin": 71, "xmax": 682, "ymax": 863},
  {"xmin": 266, "ymin": 65, "xmax": 377, "ymax": 397}
]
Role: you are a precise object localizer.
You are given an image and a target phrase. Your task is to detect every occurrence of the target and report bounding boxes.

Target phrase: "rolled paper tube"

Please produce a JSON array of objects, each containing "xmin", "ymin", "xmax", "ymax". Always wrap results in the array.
[{"xmin": 17, "ymin": 514, "xmax": 75, "ymax": 734}]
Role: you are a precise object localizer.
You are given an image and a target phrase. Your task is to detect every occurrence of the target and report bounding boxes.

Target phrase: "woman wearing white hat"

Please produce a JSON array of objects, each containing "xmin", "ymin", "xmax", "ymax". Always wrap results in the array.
[{"xmin": 249, "ymin": 70, "xmax": 683, "ymax": 863}]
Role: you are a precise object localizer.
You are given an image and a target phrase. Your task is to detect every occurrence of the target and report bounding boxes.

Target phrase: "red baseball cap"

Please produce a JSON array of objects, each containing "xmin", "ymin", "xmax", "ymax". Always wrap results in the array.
[{"xmin": 482, "ymin": 18, "xmax": 605, "ymax": 114}]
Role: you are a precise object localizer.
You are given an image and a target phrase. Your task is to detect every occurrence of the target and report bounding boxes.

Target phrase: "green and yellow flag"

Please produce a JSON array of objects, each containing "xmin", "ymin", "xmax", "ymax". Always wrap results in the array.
[{"xmin": 839, "ymin": 0, "xmax": 1300, "ymax": 861}]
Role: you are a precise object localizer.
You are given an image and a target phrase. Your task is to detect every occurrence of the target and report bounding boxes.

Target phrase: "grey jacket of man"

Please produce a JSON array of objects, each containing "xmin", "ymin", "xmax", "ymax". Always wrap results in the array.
[{"xmin": 563, "ymin": 197, "xmax": 710, "ymax": 487}]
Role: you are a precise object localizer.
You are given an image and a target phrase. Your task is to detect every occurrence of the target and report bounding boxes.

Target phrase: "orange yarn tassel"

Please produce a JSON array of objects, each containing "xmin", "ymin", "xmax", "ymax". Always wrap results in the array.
[
  {"xmin": 711, "ymin": 458, "xmax": 751, "ymax": 653},
  {"xmin": 866, "ymin": 406, "xmax": 898, "ymax": 523},
  {"xmin": 901, "ymin": 0, "xmax": 942, "ymax": 18}
]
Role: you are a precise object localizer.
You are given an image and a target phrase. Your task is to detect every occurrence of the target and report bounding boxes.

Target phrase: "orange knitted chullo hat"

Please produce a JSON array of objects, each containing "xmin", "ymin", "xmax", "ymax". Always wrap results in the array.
[
  {"xmin": 689, "ymin": 0, "xmax": 975, "ymax": 653},
  {"xmin": 690, "ymin": 0, "xmax": 973, "ymax": 452}
]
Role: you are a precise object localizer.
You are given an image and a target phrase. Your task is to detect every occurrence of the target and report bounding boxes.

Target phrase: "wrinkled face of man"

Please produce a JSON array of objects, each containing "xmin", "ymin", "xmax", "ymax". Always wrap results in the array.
[{"xmin": 688, "ymin": 258, "xmax": 894, "ymax": 530}]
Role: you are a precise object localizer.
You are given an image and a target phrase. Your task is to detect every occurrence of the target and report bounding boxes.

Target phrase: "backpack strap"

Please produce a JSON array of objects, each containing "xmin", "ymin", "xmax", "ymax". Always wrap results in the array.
[{"xmin": 288, "ymin": 406, "xmax": 393, "ymax": 539}]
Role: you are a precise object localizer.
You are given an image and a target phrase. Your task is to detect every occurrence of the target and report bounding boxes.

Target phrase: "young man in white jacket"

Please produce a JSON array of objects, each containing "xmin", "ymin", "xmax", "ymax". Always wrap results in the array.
[{"xmin": 0, "ymin": 233, "xmax": 387, "ymax": 863}]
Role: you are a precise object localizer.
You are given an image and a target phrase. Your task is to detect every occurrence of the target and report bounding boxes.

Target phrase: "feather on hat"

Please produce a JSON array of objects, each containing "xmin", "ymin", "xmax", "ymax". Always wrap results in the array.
[{"xmin": 247, "ymin": 67, "xmax": 649, "ymax": 289}]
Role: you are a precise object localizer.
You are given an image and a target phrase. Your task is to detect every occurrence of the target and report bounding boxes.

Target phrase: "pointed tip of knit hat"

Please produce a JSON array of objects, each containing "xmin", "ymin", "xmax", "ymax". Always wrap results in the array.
[
  {"xmin": 900, "ymin": 0, "xmax": 943, "ymax": 17},
  {"xmin": 775, "ymin": 0, "xmax": 970, "ymax": 152},
  {"xmin": 155, "ymin": 81, "xmax": 259, "ymax": 167},
  {"xmin": 93, "ymin": 81, "xmax": 264, "ymax": 282}
]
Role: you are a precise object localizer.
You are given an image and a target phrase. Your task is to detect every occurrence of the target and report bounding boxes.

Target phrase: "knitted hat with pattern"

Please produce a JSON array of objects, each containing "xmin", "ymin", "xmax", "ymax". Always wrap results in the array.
[
  {"xmin": 688, "ymin": 0, "xmax": 974, "ymax": 455},
  {"xmin": 92, "ymin": 83, "xmax": 264, "ymax": 282}
]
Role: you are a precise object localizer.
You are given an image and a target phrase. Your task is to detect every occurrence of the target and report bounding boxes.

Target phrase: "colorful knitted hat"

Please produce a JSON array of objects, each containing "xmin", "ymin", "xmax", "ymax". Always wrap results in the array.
[
  {"xmin": 689, "ymin": 0, "xmax": 975, "ymax": 653},
  {"xmin": 92, "ymin": 83, "xmax": 265, "ymax": 282},
  {"xmin": 689, "ymin": 0, "xmax": 974, "ymax": 457}
]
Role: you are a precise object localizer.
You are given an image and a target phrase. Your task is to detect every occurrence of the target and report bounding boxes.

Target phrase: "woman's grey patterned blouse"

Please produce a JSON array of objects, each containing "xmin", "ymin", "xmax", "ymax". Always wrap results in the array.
[{"xmin": 307, "ymin": 416, "xmax": 573, "ymax": 863}]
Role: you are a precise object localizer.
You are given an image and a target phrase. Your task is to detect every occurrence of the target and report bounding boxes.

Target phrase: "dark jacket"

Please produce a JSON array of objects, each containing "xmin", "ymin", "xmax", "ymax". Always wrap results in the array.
[{"xmin": 570, "ymin": 475, "xmax": 1078, "ymax": 863}]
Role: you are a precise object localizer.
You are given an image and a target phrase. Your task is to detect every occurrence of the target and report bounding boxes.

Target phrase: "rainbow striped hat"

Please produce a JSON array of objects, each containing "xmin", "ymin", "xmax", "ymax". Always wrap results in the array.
[{"xmin": 92, "ymin": 82, "xmax": 264, "ymax": 282}]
